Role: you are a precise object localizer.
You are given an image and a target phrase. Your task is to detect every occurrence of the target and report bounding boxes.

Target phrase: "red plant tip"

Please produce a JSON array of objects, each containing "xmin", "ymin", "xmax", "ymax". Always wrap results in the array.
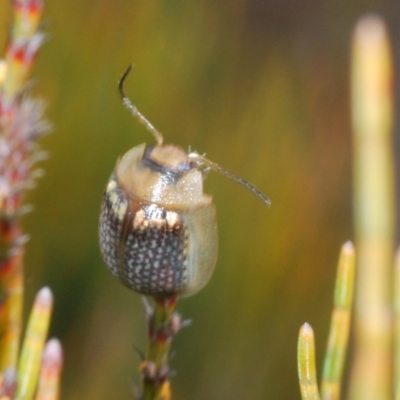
[
  {"xmin": 36, "ymin": 286, "xmax": 53, "ymax": 307},
  {"xmin": 13, "ymin": 0, "xmax": 43, "ymax": 14},
  {"xmin": 43, "ymin": 339, "xmax": 63, "ymax": 367},
  {"xmin": 7, "ymin": 34, "xmax": 44, "ymax": 66},
  {"xmin": 11, "ymin": 47, "xmax": 26, "ymax": 65}
]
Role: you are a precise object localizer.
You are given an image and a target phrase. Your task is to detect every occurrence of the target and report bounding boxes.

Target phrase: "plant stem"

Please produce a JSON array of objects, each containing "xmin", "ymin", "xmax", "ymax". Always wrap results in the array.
[
  {"xmin": 349, "ymin": 15, "xmax": 394, "ymax": 400},
  {"xmin": 141, "ymin": 297, "xmax": 177, "ymax": 400}
]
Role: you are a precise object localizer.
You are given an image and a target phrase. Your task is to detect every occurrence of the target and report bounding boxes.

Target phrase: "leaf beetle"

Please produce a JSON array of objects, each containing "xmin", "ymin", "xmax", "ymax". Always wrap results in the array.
[{"xmin": 99, "ymin": 65, "xmax": 270, "ymax": 298}]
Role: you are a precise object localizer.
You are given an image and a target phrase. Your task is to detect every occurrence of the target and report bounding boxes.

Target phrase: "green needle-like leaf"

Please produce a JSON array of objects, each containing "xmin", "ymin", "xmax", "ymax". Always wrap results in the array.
[
  {"xmin": 16, "ymin": 288, "xmax": 53, "ymax": 400},
  {"xmin": 321, "ymin": 242, "xmax": 355, "ymax": 400},
  {"xmin": 298, "ymin": 323, "xmax": 321, "ymax": 400}
]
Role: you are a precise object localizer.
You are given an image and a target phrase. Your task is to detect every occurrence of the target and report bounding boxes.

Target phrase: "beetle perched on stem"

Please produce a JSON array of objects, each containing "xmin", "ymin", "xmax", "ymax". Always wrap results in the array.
[{"xmin": 99, "ymin": 65, "xmax": 270, "ymax": 298}]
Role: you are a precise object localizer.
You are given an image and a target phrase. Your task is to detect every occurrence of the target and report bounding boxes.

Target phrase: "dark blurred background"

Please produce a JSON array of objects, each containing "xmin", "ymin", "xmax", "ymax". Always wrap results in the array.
[{"xmin": 1, "ymin": 0, "xmax": 400, "ymax": 399}]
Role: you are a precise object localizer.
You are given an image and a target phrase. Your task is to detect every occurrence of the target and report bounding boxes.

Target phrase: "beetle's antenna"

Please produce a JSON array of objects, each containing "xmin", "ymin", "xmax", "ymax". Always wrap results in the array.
[
  {"xmin": 188, "ymin": 153, "xmax": 271, "ymax": 206},
  {"xmin": 119, "ymin": 65, "xmax": 164, "ymax": 145}
]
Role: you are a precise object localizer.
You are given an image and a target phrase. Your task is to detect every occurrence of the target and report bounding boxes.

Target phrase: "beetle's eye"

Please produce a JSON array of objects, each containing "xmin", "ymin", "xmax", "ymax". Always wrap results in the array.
[{"xmin": 176, "ymin": 162, "xmax": 192, "ymax": 173}]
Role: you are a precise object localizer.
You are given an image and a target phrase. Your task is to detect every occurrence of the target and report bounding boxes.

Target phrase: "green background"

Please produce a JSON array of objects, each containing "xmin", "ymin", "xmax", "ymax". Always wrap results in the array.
[{"xmin": 1, "ymin": 0, "xmax": 398, "ymax": 398}]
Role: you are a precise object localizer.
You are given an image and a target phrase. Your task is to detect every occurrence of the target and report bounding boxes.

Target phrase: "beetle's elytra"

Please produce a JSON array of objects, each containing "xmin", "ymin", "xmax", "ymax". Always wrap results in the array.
[
  {"xmin": 99, "ymin": 65, "xmax": 270, "ymax": 298},
  {"xmin": 99, "ymin": 143, "xmax": 218, "ymax": 297}
]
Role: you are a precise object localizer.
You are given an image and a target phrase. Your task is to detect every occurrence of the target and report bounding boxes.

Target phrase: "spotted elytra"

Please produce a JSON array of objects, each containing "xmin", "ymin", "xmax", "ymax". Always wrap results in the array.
[{"xmin": 99, "ymin": 65, "xmax": 270, "ymax": 298}]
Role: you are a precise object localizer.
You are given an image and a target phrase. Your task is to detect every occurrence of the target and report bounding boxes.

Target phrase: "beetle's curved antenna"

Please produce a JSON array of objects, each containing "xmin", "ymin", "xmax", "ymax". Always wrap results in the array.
[
  {"xmin": 119, "ymin": 65, "xmax": 164, "ymax": 146},
  {"xmin": 188, "ymin": 152, "xmax": 271, "ymax": 206}
]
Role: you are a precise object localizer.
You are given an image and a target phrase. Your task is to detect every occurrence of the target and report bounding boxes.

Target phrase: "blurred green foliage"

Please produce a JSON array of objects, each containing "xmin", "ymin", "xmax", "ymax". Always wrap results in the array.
[{"xmin": 0, "ymin": 1, "xmax": 398, "ymax": 399}]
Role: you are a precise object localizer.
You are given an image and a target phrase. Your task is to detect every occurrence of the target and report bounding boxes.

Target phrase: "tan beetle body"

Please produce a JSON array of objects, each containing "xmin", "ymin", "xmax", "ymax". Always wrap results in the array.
[
  {"xmin": 99, "ymin": 143, "xmax": 218, "ymax": 297},
  {"xmin": 99, "ymin": 66, "xmax": 269, "ymax": 298}
]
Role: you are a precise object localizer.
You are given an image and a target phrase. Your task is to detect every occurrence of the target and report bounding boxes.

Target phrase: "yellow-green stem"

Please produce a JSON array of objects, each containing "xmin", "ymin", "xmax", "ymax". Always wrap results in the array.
[
  {"xmin": 349, "ymin": 15, "xmax": 394, "ymax": 400},
  {"xmin": 321, "ymin": 242, "xmax": 355, "ymax": 400}
]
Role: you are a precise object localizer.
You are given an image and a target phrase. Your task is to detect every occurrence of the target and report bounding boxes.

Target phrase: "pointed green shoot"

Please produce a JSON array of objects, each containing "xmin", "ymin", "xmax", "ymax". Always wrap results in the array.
[
  {"xmin": 15, "ymin": 287, "xmax": 53, "ymax": 400},
  {"xmin": 298, "ymin": 323, "xmax": 321, "ymax": 400},
  {"xmin": 321, "ymin": 242, "xmax": 355, "ymax": 400}
]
